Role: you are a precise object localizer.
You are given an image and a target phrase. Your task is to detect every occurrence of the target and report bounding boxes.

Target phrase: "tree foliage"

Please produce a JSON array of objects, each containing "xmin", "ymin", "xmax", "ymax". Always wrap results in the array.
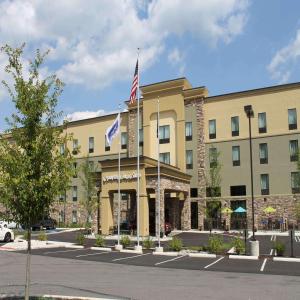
[
  {"xmin": 79, "ymin": 156, "xmax": 98, "ymax": 226},
  {"xmin": 0, "ymin": 44, "xmax": 73, "ymax": 229}
]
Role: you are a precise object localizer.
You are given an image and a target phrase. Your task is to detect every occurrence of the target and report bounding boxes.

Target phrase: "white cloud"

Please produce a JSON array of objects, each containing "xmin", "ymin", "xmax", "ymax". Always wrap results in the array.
[
  {"xmin": 268, "ymin": 29, "xmax": 300, "ymax": 83},
  {"xmin": 168, "ymin": 48, "xmax": 186, "ymax": 76},
  {"xmin": 0, "ymin": 0, "xmax": 250, "ymax": 91},
  {"xmin": 65, "ymin": 110, "xmax": 109, "ymax": 122}
]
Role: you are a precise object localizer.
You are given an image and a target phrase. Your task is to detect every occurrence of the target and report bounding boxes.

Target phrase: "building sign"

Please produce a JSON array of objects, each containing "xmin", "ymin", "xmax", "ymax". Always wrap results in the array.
[{"xmin": 103, "ymin": 173, "xmax": 141, "ymax": 183}]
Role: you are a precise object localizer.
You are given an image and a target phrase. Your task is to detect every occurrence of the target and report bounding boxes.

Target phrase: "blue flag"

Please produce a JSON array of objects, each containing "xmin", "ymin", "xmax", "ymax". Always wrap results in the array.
[{"xmin": 106, "ymin": 113, "xmax": 120, "ymax": 146}]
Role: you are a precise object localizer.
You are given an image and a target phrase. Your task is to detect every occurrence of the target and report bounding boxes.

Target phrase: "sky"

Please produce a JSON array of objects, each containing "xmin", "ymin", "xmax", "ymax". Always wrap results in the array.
[{"xmin": 0, "ymin": 0, "xmax": 300, "ymax": 131}]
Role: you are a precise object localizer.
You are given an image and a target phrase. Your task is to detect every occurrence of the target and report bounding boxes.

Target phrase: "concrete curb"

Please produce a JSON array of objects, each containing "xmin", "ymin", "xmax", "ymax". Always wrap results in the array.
[
  {"xmin": 65, "ymin": 245, "xmax": 84, "ymax": 249},
  {"xmin": 90, "ymin": 247, "xmax": 112, "ymax": 252},
  {"xmin": 273, "ymin": 257, "xmax": 300, "ymax": 262},
  {"xmin": 119, "ymin": 249, "xmax": 143, "ymax": 254},
  {"xmin": 153, "ymin": 251, "xmax": 179, "ymax": 256},
  {"xmin": 229, "ymin": 255, "xmax": 259, "ymax": 260},
  {"xmin": 188, "ymin": 253, "xmax": 216, "ymax": 258}
]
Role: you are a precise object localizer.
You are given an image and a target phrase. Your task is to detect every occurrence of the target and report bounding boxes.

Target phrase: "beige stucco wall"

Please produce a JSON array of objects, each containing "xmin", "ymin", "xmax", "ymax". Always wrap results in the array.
[{"xmin": 204, "ymin": 88, "xmax": 300, "ymax": 142}]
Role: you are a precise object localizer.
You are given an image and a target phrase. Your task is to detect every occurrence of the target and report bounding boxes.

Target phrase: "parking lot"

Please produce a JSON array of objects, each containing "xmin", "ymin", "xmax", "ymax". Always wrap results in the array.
[{"xmin": 15, "ymin": 231, "xmax": 300, "ymax": 277}]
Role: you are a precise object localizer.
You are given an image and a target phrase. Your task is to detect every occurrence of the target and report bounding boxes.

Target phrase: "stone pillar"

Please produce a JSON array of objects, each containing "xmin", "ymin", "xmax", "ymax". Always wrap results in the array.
[
  {"xmin": 127, "ymin": 107, "xmax": 143, "ymax": 158},
  {"xmin": 198, "ymin": 201, "xmax": 205, "ymax": 231},
  {"xmin": 156, "ymin": 189, "xmax": 165, "ymax": 237},
  {"xmin": 181, "ymin": 193, "xmax": 191, "ymax": 230}
]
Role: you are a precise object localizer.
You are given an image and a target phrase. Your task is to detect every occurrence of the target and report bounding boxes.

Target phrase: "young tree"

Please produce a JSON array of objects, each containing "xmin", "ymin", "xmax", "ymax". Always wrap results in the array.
[
  {"xmin": 205, "ymin": 146, "xmax": 222, "ymax": 228},
  {"xmin": 79, "ymin": 156, "xmax": 98, "ymax": 227},
  {"xmin": 0, "ymin": 44, "xmax": 73, "ymax": 300}
]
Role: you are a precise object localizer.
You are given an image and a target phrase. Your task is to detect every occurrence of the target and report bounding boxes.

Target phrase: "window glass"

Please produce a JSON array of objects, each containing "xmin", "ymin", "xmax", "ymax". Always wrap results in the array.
[
  {"xmin": 289, "ymin": 140, "xmax": 298, "ymax": 161},
  {"xmin": 258, "ymin": 112, "xmax": 267, "ymax": 133},
  {"xmin": 89, "ymin": 137, "xmax": 94, "ymax": 153},
  {"xmin": 259, "ymin": 143, "xmax": 268, "ymax": 163},
  {"xmin": 260, "ymin": 174, "xmax": 269, "ymax": 194},
  {"xmin": 121, "ymin": 132, "xmax": 127, "ymax": 145},
  {"xmin": 209, "ymin": 120, "xmax": 216, "ymax": 138},
  {"xmin": 288, "ymin": 108, "xmax": 297, "ymax": 129},
  {"xmin": 186, "ymin": 150, "xmax": 193, "ymax": 169},
  {"xmin": 231, "ymin": 116, "xmax": 239, "ymax": 136},
  {"xmin": 72, "ymin": 186, "xmax": 77, "ymax": 201},
  {"xmin": 60, "ymin": 144, "xmax": 65, "ymax": 155},
  {"xmin": 139, "ymin": 128, "xmax": 143, "ymax": 145},
  {"xmin": 72, "ymin": 210, "xmax": 77, "ymax": 223},
  {"xmin": 185, "ymin": 122, "xmax": 192, "ymax": 140},
  {"xmin": 159, "ymin": 125, "xmax": 170, "ymax": 140},
  {"xmin": 159, "ymin": 152, "xmax": 170, "ymax": 164},
  {"xmin": 73, "ymin": 139, "xmax": 78, "ymax": 150},
  {"xmin": 232, "ymin": 146, "xmax": 240, "ymax": 166}
]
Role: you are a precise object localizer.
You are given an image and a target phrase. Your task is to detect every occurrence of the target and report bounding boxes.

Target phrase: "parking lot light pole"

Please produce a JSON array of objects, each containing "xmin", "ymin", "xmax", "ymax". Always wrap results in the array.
[{"xmin": 244, "ymin": 105, "xmax": 259, "ymax": 256}]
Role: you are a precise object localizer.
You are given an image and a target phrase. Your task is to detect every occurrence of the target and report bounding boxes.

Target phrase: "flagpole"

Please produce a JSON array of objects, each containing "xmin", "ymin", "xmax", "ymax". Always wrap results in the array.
[
  {"xmin": 117, "ymin": 104, "xmax": 121, "ymax": 246},
  {"xmin": 136, "ymin": 48, "xmax": 141, "ymax": 248},
  {"xmin": 157, "ymin": 97, "xmax": 161, "ymax": 248}
]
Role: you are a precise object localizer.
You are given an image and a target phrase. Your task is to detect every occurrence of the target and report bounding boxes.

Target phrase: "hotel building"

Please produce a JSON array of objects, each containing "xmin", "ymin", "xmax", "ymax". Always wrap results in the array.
[{"xmin": 52, "ymin": 78, "xmax": 300, "ymax": 236}]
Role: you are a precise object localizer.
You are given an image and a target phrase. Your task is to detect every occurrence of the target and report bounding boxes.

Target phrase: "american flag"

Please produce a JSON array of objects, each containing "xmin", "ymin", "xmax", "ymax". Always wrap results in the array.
[{"xmin": 129, "ymin": 60, "xmax": 138, "ymax": 104}]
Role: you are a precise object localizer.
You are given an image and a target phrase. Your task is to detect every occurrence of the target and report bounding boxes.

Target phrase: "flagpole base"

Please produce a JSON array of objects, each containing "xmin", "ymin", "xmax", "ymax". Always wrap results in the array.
[
  {"xmin": 134, "ymin": 245, "xmax": 143, "ymax": 252},
  {"xmin": 155, "ymin": 246, "xmax": 163, "ymax": 253},
  {"xmin": 115, "ymin": 244, "xmax": 123, "ymax": 251}
]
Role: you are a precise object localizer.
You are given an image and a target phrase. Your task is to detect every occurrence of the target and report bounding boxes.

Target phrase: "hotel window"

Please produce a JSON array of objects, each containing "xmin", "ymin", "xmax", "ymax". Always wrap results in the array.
[
  {"xmin": 72, "ymin": 210, "xmax": 77, "ymax": 224},
  {"xmin": 260, "ymin": 174, "xmax": 269, "ymax": 195},
  {"xmin": 88, "ymin": 161, "xmax": 94, "ymax": 171},
  {"xmin": 209, "ymin": 147, "xmax": 218, "ymax": 168},
  {"xmin": 288, "ymin": 108, "xmax": 297, "ymax": 130},
  {"xmin": 159, "ymin": 152, "xmax": 170, "ymax": 164},
  {"xmin": 259, "ymin": 143, "xmax": 268, "ymax": 164},
  {"xmin": 186, "ymin": 150, "xmax": 193, "ymax": 169},
  {"xmin": 230, "ymin": 185, "xmax": 246, "ymax": 196},
  {"xmin": 60, "ymin": 144, "xmax": 65, "ymax": 155},
  {"xmin": 258, "ymin": 112, "xmax": 267, "ymax": 133},
  {"xmin": 105, "ymin": 136, "xmax": 110, "ymax": 151},
  {"xmin": 159, "ymin": 125, "xmax": 170, "ymax": 144},
  {"xmin": 73, "ymin": 139, "xmax": 79, "ymax": 155},
  {"xmin": 73, "ymin": 162, "xmax": 77, "ymax": 178},
  {"xmin": 89, "ymin": 137, "xmax": 94, "ymax": 153},
  {"xmin": 232, "ymin": 146, "xmax": 240, "ymax": 166},
  {"xmin": 59, "ymin": 193, "xmax": 65, "ymax": 202},
  {"xmin": 139, "ymin": 128, "xmax": 143, "ymax": 146},
  {"xmin": 209, "ymin": 119, "xmax": 216, "ymax": 139},
  {"xmin": 190, "ymin": 188, "xmax": 198, "ymax": 198},
  {"xmin": 291, "ymin": 172, "xmax": 300, "ymax": 194},
  {"xmin": 72, "ymin": 186, "xmax": 77, "ymax": 202},
  {"xmin": 59, "ymin": 210, "xmax": 64, "ymax": 223},
  {"xmin": 121, "ymin": 132, "xmax": 128, "ymax": 150},
  {"xmin": 185, "ymin": 122, "xmax": 192, "ymax": 141},
  {"xmin": 289, "ymin": 140, "xmax": 298, "ymax": 162},
  {"xmin": 231, "ymin": 116, "xmax": 239, "ymax": 137}
]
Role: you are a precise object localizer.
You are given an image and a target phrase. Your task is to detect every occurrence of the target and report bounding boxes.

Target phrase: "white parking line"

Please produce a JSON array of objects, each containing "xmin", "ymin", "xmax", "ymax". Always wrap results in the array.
[
  {"xmin": 295, "ymin": 236, "xmax": 300, "ymax": 243},
  {"xmin": 112, "ymin": 253, "xmax": 151, "ymax": 262},
  {"xmin": 76, "ymin": 252, "xmax": 110, "ymax": 258},
  {"xmin": 44, "ymin": 248, "xmax": 86, "ymax": 255},
  {"xmin": 260, "ymin": 258, "xmax": 267, "ymax": 272},
  {"xmin": 155, "ymin": 255, "xmax": 186, "ymax": 266},
  {"xmin": 270, "ymin": 249, "xmax": 274, "ymax": 256},
  {"xmin": 204, "ymin": 256, "xmax": 224, "ymax": 269}
]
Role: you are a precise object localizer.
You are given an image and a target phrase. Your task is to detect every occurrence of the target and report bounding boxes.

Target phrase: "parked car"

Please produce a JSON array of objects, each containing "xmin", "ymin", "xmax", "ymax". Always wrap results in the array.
[
  {"xmin": 32, "ymin": 217, "xmax": 57, "ymax": 231},
  {"xmin": 0, "ymin": 223, "xmax": 14, "ymax": 242},
  {"xmin": 0, "ymin": 220, "xmax": 18, "ymax": 229}
]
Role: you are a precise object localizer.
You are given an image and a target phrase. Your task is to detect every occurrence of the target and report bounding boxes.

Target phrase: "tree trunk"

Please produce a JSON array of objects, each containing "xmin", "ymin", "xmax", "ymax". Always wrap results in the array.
[{"xmin": 25, "ymin": 228, "xmax": 31, "ymax": 300}]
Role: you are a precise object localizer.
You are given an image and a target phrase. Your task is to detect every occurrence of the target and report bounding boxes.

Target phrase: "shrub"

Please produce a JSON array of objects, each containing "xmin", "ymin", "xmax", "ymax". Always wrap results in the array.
[
  {"xmin": 95, "ymin": 235, "xmax": 105, "ymax": 247},
  {"xmin": 76, "ymin": 232, "xmax": 85, "ymax": 245},
  {"xmin": 208, "ymin": 235, "xmax": 223, "ymax": 254},
  {"xmin": 231, "ymin": 237, "xmax": 245, "ymax": 255},
  {"xmin": 120, "ymin": 235, "xmax": 131, "ymax": 248},
  {"xmin": 273, "ymin": 241, "xmax": 285, "ymax": 256},
  {"xmin": 38, "ymin": 231, "xmax": 47, "ymax": 242},
  {"xmin": 168, "ymin": 237, "xmax": 183, "ymax": 251},
  {"xmin": 142, "ymin": 236, "xmax": 154, "ymax": 249}
]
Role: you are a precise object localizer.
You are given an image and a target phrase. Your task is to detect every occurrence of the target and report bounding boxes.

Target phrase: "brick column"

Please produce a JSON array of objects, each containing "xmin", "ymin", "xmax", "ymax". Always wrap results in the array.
[{"xmin": 181, "ymin": 193, "xmax": 191, "ymax": 230}]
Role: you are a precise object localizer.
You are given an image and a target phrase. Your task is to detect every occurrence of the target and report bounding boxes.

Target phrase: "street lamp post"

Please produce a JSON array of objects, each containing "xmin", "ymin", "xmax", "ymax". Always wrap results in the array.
[{"xmin": 244, "ymin": 105, "xmax": 259, "ymax": 256}]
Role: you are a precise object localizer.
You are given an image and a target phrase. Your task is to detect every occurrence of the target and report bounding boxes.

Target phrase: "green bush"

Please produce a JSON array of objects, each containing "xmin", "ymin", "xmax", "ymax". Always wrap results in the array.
[
  {"xmin": 168, "ymin": 237, "xmax": 183, "ymax": 251},
  {"xmin": 76, "ymin": 232, "xmax": 85, "ymax": 245},
  {"xmin": 231, "ymin": 237, "xmax": 245, "ymax": 255},
  {"xmin": 273, "ymin": 241, "xmax": 285, "ymax": 256},
  {"xmin": 95, "ymin": 235, "xmax": 105, "ymax": 247},
  {"xmin": 142, "ymin": 236, "xmax": 154, "ymax": 249},
  {"xmin": 23, "ymin": 231, "xmax": 29, "ymax": 240},
  {"xmin": 38, "ymin": 231, "xmax": 47, "ymax": 242},
  {"xmin": 208, "ymin": 235, "xmax": 223, "ymax": 254},
  {"xmin": 120, "ymin": 235, "xmax": 131, "ymax": 248}
]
